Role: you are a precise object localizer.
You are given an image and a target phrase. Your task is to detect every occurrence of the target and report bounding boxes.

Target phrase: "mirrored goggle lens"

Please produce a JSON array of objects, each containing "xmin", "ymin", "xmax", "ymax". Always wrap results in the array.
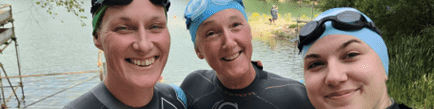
[
  {"xmin": 101, "ymin": 0, "xmax": 132, "ymax": 5},
  {"xmin": 337, "ymin": 11, "xmax": 361, "ymax": 24},
  {"xmin": 300, "ymin": 22, "xmax": 318, "ymax": 37}
]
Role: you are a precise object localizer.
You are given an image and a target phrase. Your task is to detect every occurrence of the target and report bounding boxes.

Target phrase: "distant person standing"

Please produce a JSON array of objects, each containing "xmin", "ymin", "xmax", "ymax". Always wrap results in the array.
[{"xmin": 271, "ymin": 5, "xmax": 278, "ymax": 25}]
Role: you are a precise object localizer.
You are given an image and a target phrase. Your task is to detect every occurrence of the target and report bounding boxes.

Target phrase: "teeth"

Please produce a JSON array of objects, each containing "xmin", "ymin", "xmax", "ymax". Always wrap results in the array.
[
  {"xmin": 224, "ymin": 52, "xmax": 240, "ymax": 61},
  {"xmin": 130, "ymin": 57, "xmax": 156, "ymax": 66}
]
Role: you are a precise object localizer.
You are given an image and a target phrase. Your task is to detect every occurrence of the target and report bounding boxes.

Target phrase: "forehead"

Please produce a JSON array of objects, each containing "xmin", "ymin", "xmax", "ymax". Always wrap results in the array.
[
  {"xmin": 306, "ymin": 34, "xmax": 367, "ymax": 54},
  {"xmin": 103, "ymin": 0, "xmax": 165, "ymax": 21}
]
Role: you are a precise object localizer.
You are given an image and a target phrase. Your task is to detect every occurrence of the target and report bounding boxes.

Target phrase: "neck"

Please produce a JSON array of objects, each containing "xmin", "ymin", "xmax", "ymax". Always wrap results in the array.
[
  {"xmin": 377, "ymin": 88, "xmax": 393, "ymax": 109},
  {"xmin": 104, "ymin": 73, "xmax": 154, "ymax": 108},
  {"xmin": 216, "ymin": 63, "xmax": 256, "ymax": 89}
]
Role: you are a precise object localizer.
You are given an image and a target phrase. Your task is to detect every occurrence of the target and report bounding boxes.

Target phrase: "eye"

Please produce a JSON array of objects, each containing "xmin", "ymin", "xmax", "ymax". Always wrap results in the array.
[
  {"xmin": 149, "ymin": 24, "xmax": 165, "ymax": 33},
  {"xmin": 114, "ymin": 25, "xmax": 133, "ymax": 34},
  {"xmin": 205, "ymin": 31, "xmax": 217, "ymax": 37},
  {"xmin": 232, "ymin": 22, "xmax": 241, "ymax": 27},
  {"xmin": 150, "ymin": 25, "xmax": 161, "ymax": 29},
  {"xmin": 344, "ymin": 52, "xmax": 360, "ymax": 59},
  {"xmin": 308, "ymin": 61, "xmax": 325, "ymax": 69}
]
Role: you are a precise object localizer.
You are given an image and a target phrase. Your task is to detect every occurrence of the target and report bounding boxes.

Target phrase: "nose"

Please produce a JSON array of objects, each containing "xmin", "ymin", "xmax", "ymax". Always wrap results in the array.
[
  {"xmin": 325, "ymin": 58, "xmax": 348, "ymax": 87},
  {"xmin": 221, "ymin": 28, "xmax": 237, "ymax": 51},
  {"xmin": 132, "ymin": 28, "xmax": 153, "ymax": 55}
]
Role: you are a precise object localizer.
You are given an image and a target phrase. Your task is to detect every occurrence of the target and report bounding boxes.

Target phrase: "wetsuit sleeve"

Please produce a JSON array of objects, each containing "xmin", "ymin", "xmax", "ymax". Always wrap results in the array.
[
  {"xmin": 289, "ymin": 83, "xmax": 315, "ymax": 108},
  {"xmin": 180, "ymin": 72, "xmax": 200, "ymax": 107}
]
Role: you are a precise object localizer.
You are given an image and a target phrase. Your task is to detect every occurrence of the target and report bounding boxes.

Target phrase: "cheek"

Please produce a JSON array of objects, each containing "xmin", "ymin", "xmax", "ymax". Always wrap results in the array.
[
  {"xmin": 351, "ymin": 54, "xmax": 385, "ymax": 84},
  {"xmin": 304, "ymin": 73, "xmax": 323, "ymax": 95},
  {"xmin": 103, "ymin": 36, "xmax": 130, "ymax": 53},
  {"xmin": 154, "ymin": 32, "xmax": 171, "ymax": 52}
]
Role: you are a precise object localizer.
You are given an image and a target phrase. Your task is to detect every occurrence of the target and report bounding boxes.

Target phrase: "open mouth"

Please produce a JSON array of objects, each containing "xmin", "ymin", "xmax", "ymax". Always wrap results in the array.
[
  {"xmin": 125, "ymin": 56, "xmax": 159, "ymax": 67},
  {"xmin": 222, "ymin": 51, "xmax": 241, "ymax": 61}
]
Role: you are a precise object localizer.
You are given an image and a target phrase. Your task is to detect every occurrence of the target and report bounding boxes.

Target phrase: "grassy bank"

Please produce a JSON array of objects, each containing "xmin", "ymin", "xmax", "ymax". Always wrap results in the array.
[
  {"xmin": 386, "ymin": 31, "xmax": 434, "ymax": 109},
  {"xmin": 248, "ymin": 12, "xmax": 311, "ymax": 40},
  {"xmin": 244, "ymin": 0, "xmax": 320, "ymax": 40}
]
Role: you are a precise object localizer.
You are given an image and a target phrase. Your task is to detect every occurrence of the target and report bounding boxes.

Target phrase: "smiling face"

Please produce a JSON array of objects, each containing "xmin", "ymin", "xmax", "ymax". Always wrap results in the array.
[
  {"xmin": 303, "ymin": 34, "xmax": 389, "ymax": 109},
  {"xmin": 194, "ymin": 9, "xmax": 254, "ymax": 79},
  {"xmin": 94, "ymin": 0, "xmax": 169, "ymax": 88}
]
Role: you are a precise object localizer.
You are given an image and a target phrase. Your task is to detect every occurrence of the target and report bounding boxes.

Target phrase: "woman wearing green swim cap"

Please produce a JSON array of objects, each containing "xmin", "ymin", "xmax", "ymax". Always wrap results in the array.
[
  {"xmin": 65, "ymin": 0, "xmax": 188, "ymax": 108},
  {"xmin": 299, "ymin": 7, "xmax": 411, "ymax": 109}
]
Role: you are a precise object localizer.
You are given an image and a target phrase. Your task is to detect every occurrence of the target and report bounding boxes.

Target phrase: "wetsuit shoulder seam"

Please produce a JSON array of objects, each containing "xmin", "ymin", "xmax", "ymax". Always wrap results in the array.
[
  {"xmin": 191, "ymin": 70, "xmax": 214, "ymax": 84},
  {"xmin": 264, "ymin": 83, "xmax": 305, "ymax": 90},
  {"xmin": 253, "ymin": 93, "xmax": 280, "ymax": 109}
]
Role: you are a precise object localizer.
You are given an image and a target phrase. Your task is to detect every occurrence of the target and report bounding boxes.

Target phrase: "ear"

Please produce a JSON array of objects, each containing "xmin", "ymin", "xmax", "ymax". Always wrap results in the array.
[
  {"xmin": 195, "ymin": 47, "xmax": 204, "ymax": 59},
  {"xmin": 93, "ymin": 35, "xmax": 103, "ymax": 50},
  {"xmin": 385, "ymin": 75, "xmax": 388, "ymax": 81}
]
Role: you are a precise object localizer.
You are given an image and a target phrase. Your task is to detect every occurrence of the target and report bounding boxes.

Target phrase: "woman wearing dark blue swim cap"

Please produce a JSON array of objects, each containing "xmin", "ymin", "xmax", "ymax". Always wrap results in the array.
[{"xmin": 299, "ymin": 7, "xmax": 410, "ymax": 109}]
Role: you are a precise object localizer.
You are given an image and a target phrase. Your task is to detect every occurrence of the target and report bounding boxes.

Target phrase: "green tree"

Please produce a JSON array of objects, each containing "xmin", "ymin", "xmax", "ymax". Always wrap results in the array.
[
  {"xmin": 317, "ymin": 0, "xmax": 434, "ymax": 39},
  {"xmin": 31, "ymin": 0, "xmax": 87, "ymax": 26}
]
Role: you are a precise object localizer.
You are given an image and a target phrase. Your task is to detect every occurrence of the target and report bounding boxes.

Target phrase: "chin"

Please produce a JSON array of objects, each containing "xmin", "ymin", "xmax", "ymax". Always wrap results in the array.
[
  {"xmin": 128, "ymin": 74, "xmax": 160, "ymax": 88},
  {"xmin": 225, "ymin": 64, "xmax": 252, "ymax": 78}
]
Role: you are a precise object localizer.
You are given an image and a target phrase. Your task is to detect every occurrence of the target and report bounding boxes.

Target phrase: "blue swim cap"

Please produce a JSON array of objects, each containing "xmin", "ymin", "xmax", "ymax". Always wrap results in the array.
[
  {"xmin": 301, "ymin": 7, "xmax": 389, "ymax": 75},
  {"xmin": 184, "ymin": 0, "xmax": 248, "ymax": 44}
]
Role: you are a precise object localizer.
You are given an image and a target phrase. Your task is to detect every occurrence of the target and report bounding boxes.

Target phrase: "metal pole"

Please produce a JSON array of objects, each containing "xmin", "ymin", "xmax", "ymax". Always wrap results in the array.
[
  {"xmin": 0, "ymin": 64, "xmax": 20, "ymax": 104},
  {"xmin": 311, "ymin": 1, "xmax": 313, "ymax": 21},
  {"xmin": 11, "ymin": 5, "xmax": 25, "ymax": 99},
  {"xmin": 0, "ymin": 63, "xmax": 6, "ymax": 108},
  {"xmin": 294, "ymin": 0, "xmax": 301, "ymax": 62}
]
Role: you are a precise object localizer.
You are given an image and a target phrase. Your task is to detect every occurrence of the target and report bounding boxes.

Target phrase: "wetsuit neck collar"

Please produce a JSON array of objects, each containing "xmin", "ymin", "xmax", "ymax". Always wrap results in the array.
[
  {"xmin": 92, "ymin": 82, "xmax": 159, "ymax": 108},
  {"xmin": 214, "ymin": 63, "xmax": 267, "ymax": 97}
]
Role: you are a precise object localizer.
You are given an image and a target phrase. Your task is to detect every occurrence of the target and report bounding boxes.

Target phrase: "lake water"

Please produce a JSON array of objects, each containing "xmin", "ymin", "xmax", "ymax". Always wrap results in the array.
[{"xmin": 0, "ymin": 0, "xmax": 304, "ymax": 108}]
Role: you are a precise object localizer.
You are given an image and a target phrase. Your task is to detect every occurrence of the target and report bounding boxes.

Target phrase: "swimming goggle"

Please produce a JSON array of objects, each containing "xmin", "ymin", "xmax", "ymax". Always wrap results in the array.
[{"xmin": 297, "ymin": 11, "xmax": 382, "ymax": 53}]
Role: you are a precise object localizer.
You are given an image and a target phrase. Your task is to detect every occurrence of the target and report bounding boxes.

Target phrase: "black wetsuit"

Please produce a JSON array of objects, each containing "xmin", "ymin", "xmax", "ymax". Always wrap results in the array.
[
  {"xmin": 64, "ymin": 82, "xmax": 186, "ymax": 109},
  {"xmin": 387, "ymin": 98, "xmax": 412, "ymax": 109},
  {"xmin": 180, "ymin": 63, "xmax": 315, "ymax": 109}
]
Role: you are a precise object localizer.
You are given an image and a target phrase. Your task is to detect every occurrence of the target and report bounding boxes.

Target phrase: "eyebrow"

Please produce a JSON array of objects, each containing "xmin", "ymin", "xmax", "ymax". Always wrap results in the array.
[
  {"xmin": 336, "ymin": 39, "xmax": 361, "ymax": 52},
  {"xmin": 304, "ymin": 39, "xmax": 361, "ymax": 59},
  {"xmin": 200, "ymin": 20, "xmax": 215, "ymax": 28},
  {"xmin": 120, "ymin": 17, "xmax": 131, "ymax": 22},
  {"xmin": 119, "ymin": 16, "xmax": 164, "ymax": 22},
  {"xmin": 229, "ymin": 15, "xmax": 239, "ymax": 20},
  {"xmin": 304, "ymin": 54, "xmax": 320, "ymax": 59}
]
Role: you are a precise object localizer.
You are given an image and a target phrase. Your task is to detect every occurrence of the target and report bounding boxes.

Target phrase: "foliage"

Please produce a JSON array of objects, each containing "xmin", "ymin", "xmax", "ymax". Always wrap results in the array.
[
  {"xmin": 289, "ymin": 24, "xmax": 305, "ymax": 28},
  {"xmin": 316, "ymin": 0, "xmax": 434, "ymax": 39},
  {"xmin": 32, "ymin": 0, "xmax": 87, "ymax": 26},
  {"xmin": 386, "ymin": 31, "xmax": 434, "ymax": 108}
]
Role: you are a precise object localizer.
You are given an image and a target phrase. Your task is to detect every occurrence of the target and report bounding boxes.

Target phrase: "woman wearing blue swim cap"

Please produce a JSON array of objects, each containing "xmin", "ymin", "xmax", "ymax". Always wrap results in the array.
[
  {"xmin": 299, "ymin": 7, "xmax": 410, "ymax": 109},
  {"xmin": 180, "ymin": 0, "xmax": 315, "ymax": 109}
]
